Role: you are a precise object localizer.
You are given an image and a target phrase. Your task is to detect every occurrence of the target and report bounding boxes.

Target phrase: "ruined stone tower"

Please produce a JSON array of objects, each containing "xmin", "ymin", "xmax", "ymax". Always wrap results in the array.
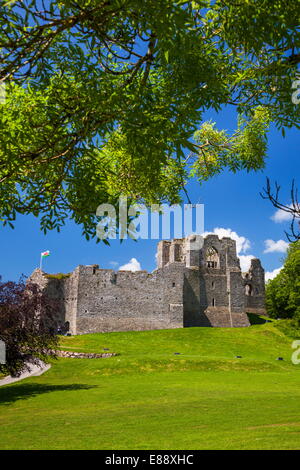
[{"xmin": 29, "ymin": 234, "xmax": 266, "ymax": 334}]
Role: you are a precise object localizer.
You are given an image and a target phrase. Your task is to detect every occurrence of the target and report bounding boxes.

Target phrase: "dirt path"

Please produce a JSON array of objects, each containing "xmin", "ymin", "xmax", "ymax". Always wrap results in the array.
[{"xmin": 0, "ymin": 361, "xmax": 51, "ymax": 386}]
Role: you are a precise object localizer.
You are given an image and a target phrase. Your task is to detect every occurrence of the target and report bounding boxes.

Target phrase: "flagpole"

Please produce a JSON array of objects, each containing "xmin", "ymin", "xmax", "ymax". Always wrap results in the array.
[{"xmin": 39, "ymin": 251, "xmax": 50, "ymax": 270}]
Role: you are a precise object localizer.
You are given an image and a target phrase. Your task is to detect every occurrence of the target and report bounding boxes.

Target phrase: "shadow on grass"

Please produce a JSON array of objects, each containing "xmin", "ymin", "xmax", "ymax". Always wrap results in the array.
[
  {"xmin": 0, "ymin": 383, "xmax": 97, "ymax": 406},
  {"xmin": 247, "ymin": 313, "xmax": 267, "ymax": 325}
]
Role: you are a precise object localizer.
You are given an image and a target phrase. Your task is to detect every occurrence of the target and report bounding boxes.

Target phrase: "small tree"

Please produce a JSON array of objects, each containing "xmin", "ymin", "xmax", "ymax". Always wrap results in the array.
[
  {"xmin": 0, "ymin": 276, "xmax": 59, "ymax": 377},
  {"xmin": 266, "ymin": 241, "xmax": 300, "ymax": 324}
]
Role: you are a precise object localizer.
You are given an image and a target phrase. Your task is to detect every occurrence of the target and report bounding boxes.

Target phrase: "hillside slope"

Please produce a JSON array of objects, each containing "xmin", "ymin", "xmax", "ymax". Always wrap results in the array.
[{"xmin": 0, "ymin": 321, "xmax": 300, "ymax": 450}]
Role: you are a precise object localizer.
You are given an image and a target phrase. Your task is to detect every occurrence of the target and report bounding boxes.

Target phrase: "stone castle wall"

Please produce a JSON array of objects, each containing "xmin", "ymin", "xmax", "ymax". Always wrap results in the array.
[
  {"xmin": 74, "ymin": 264, "xmax": 184, "ymax": 334},
  {"xmin": 29, "ymin": 234, "xmax": 266, "ymax": 334}
]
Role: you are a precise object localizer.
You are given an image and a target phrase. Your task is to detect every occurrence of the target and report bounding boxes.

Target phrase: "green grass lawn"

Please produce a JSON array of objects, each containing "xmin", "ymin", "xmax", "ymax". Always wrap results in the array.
[{"xmin": 1, "ymin": 320, "xmax": 300, "ymax": 450}]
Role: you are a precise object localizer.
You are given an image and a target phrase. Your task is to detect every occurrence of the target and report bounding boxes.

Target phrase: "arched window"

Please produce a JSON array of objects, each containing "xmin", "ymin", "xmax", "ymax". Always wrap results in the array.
[
  {"xmin": 245, "ymin": 284, "xmax": 252, "ymax": 296},
  {"xmin": 206, "ymin": 247, "xmax": 219, "ymax": 268}
]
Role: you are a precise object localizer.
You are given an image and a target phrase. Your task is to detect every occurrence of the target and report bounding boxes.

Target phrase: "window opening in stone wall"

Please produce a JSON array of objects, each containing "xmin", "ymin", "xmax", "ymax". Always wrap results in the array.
[
  {"xmin": 245, "ymin": 284, "xmax": 252, "ymax": 296},
  {"xmin": 206, "ymin": 247, "xmax": 219, "ymax": 268}
]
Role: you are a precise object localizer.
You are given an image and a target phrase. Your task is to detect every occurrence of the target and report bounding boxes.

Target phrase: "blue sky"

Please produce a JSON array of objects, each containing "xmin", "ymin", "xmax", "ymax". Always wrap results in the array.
[{"xmin": 0, "ymin": 105, "xmax": 298, "ymax": 282}]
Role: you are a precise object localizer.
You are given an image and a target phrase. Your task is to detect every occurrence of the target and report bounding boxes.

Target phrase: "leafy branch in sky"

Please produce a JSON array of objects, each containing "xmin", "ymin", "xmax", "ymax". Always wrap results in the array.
[{"xmin": 0, "ymin": 0, "xmax": 299, "ymax": 239}]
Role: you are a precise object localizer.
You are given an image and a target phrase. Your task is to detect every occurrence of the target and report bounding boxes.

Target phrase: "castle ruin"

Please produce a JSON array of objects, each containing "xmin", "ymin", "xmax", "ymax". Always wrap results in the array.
[{"xmin": 29, "ymin": 234, "xmax": 266, "ymax": 334}]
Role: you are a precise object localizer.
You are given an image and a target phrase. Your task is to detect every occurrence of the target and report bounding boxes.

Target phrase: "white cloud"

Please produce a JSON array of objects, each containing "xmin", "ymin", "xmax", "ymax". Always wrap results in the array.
[
  {"xmin": 271, "ymin": 206, "xmax": 293, "ymax": 223},
  {"xmin": 202, "ymin": 227, "xmax": 251, "ymax": 254},
  {"xmin": 265, "ymin": 267, "xmax": 283, "ymax": 282},
  {"xmin": 109, "ymin": 261, "xmax": 119, "ymax": 268},
  {"xmin": 119, "ymin": 258, "xmax": 141, "ymax": 272},
  {"xmin": 263, "ymin": 239, "xmax": 289, "ymax": 253}
]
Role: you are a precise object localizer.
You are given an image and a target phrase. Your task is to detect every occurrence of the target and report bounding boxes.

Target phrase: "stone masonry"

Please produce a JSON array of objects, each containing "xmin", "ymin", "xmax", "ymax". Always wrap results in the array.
[{"xmin": 29, "ymin": 234, "xmax": 266, "ymax": 334}]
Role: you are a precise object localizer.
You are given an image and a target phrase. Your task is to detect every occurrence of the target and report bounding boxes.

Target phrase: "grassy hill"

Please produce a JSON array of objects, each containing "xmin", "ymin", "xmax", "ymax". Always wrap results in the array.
[{"xmin": 1, "ymin": 320, "xmax": 300, "ymax": 450}]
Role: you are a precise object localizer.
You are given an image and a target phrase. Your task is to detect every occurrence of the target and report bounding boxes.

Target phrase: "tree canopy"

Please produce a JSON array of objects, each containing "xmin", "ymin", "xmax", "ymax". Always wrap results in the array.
[
  {"xmin": 266, "ymin": 241, "xmax": 300, "ymax": 324},
  {"xmin": 0, "ymin": 0, "xmax": 300, "ymax": 239}
]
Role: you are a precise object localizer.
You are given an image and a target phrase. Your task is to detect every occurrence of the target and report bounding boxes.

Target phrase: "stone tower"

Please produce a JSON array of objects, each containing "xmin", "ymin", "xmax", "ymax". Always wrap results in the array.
[{"xmin": 157, "ymin": 234, "xmax": 265, "ymax": 328}]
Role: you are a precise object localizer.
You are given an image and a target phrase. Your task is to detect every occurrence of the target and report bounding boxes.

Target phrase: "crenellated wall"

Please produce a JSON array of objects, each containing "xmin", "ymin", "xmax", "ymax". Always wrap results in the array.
[{"xmin": 71, "ymin": 263, "xmax": 185, "ymax": 334}]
